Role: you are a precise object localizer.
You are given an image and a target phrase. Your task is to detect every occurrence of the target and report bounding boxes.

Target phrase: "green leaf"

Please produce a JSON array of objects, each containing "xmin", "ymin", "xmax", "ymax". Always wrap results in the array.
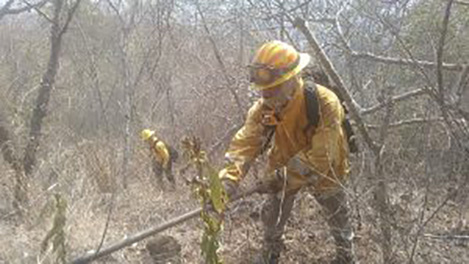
[{"xmin": 207, "ymin": 166, "xmax": 227, "ymax": 214}]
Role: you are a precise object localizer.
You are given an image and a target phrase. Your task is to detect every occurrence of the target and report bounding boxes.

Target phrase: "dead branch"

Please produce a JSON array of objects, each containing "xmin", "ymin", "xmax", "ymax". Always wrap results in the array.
[
  {"xmin": 23, "ymin": 0, "xmax": 53, "ymax": 23},
  {"xmin": 23, "ymin": 0, "xmax": 82, "ymax": 176},
  {"xmin": 293, "ymin": 17, "xmax": 379, "ymax": 152},
  {"xmin": 0, "ymin": 0, "xmax": 15, "ymax": 20},
  {"xmin": 408, "ymin": 174, "xmax": 469, "ymax": 263},
  {"xmin": 58, "ymin": 0, "xmax": 82, "ymax": 37},
  {"xmin": 71, "ymin": 184, "xmax": 262, "ymax": 264},
  {"xmin": 94, "ymin": 192, "xmax": 116, "ymax": 255},
  {"xmin": 378, "ymin": 88, "xmax": 395, "ymax": 145},
  {"xmin": 362, "ymin": 89, "xmax": 428, "ymax": 115},
  {"xmin": 454, "ymin": 0, "xmax": 469, "ymax": 6},
  {"xmin": 423, "ymin": 233, "xmax": 469, "ymax": 240},
  {"xmin": 264, "ymin": 0, "xmax": 314, "ymax": 21},
  {"xmin": 436, "ymin": 0, "xmax": 454, "ymax": 101},
  {"xmin": 366, "ymin": 118, "xmax": 444, "ymax": 129},
  {"xmin": 195, "ymin": 0, "xmax": 244, "ymax": 119},
  {"xmin": 374, "ymin": 87, "xmax": 394, "ymax": 263},
  {"xmin": 456, "ymin": 65, "xmax": 469, "ymax": 102},
  {"xmin": 0, "ymin": 0, "xmax": 47, "ymax": 20},
  {"xmin": 208, "ymin": 124, "xmax": 241, "ymax": 155},
  {"xmin": 350, "ymin": 51, "xmax": 463, "ymax": 71}
]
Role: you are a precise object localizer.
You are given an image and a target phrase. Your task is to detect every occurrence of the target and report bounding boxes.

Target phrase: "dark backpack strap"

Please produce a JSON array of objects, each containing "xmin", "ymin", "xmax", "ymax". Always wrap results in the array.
[
  {"xmin": 303, "ymin": 80, "xmax": 320, "ymax": 132},
  {"xmin": 342, "ymin": 107, "xmax": 358, "ymax": 153},
  {"xmin": 259, "ymin": 126, "xmax": 276, "ymax": 155},
  {"xmin": 304, "ymin": 81, "xmax": 358, "ymax": 153}
]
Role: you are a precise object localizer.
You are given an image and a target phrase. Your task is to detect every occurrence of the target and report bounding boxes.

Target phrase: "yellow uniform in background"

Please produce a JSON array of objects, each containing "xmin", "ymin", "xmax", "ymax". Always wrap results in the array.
[
  {"xmin": 151, "ymin": 140, "xmax": 171, "ymax": 170},
  {"xmin": 141, "ymin": 129, "xmax": 176, "ymax": 188}
]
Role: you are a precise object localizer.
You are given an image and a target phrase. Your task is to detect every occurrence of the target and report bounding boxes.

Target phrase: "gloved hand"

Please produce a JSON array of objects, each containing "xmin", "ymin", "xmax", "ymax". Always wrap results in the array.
[{"xmin": 222, "ymin": 179, "xmax": 239, "ymax": 199}]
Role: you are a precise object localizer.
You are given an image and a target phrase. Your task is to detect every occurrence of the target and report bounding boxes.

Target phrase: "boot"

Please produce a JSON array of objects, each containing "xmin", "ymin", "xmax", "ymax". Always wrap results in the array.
[
  {"xmin": 315, "ymin": 190, "xmax": 356, "ymax": 264},
  {"xmin": 256, "ymin": 193, "xmax": 296, "ymax": 264}
]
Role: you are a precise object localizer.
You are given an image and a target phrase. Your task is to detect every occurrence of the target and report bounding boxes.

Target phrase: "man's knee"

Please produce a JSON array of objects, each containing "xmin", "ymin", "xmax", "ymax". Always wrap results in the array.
[{"xmin": 315, "ymin": 189, "xmax": 354, "ymax": 242}]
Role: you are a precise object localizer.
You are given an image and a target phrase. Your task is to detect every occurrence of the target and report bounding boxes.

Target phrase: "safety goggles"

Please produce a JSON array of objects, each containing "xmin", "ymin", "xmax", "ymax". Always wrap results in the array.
[
  {"xmin": 258, "ymin": 87, "xmax": 283, "ymax": 98},
  {"xmin": 248, "ymin": 57, "xmax": 300, "ymax": 87}
]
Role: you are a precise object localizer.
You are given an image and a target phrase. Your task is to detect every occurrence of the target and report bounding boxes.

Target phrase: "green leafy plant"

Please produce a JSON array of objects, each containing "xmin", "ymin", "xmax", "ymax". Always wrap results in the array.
[{"xmin": 181, "ymin": 136, "xmax": 227, "ymax": 264}]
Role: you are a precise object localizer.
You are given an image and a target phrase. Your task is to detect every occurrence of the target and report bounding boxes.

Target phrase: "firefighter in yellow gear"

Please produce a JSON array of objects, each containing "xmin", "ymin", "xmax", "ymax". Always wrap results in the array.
[
  {"xmin": 141, "ymin": 129, "xmax": 177, "ymax": 188},
  {"xmin": 219, "ymin": 41, "xmax": 356, "ymax": 264}
]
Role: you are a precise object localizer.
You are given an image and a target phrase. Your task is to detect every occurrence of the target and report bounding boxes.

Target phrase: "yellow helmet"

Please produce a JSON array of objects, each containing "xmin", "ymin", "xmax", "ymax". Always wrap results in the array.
[
  {"xmin": 140, "ymin": 129, "xmax": 155, "ymax": 141},
  {"xmin": 249, "ymin": 40, "xmax": 311, "ymax": 90}
]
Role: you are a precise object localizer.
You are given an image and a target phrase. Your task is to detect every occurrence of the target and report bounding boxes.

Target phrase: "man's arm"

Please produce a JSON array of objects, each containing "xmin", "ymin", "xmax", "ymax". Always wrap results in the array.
[{"xmin": 219, "ymin": 101, "xmax": 268, "ymax": 183}]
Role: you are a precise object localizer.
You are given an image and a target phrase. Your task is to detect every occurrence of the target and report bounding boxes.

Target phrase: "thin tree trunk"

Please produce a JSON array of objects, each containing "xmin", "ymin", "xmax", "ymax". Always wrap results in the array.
[
  {"xmin": 23, "ymin": 0, "xmax": 64, "ymax": 176},
  {"xmin": 121, "ymin": 56, "xmax": 132, "ymax": 189},
  {"xmin": 374, "ymin": 152, "xmax": 393, "ymax": 263},
  {"xmin": 374, "ymin": 88, "xmax": 395, "ymax": 263},
  {"xmin": 166, "ymin": 81, "xmax": 176, "ymax": 136},
  {"xmin": 23, "ymin": 0, "xmax": 82, "ymax": 176}
]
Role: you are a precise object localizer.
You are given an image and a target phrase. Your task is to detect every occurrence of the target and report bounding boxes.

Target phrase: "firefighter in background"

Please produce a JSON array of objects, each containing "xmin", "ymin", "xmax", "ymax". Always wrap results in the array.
[
  {"xmin": 219, "ymin": 41, "xmax": 356, "ymax": 264},
  {"xmin": 141, "ymin": 129, "xmax": 177, "ymax": 188}
]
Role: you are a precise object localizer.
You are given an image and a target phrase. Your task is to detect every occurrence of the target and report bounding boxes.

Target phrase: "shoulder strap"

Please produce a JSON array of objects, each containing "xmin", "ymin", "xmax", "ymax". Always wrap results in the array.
[
  {"xmin": 304, "ymin": 80, "xmax": 358, "ymax": 153},
  {"xmin": 259, "ymin": 126, "xmax": 275, "ymax": 155},
  {"xmin": 303, "ymin": 80, "xmax": 320, "ymax": 132},
  {"xmin": 258, "ymin": 81, "xmax": 322, "ymax": 155}
]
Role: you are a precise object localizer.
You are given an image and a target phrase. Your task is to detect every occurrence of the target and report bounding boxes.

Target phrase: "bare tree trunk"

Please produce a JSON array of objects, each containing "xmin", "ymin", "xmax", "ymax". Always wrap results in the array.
[
  {"xmin": 374, "ymin": 153, "xmax": 393, "ymax": 263},
  {"xmin": 121, "ymin": 53, "xmax": 132, "ymax": 189},
  {"xmin": 113, "ymin": 1, "xmax": 137, "ymax": 189},
  {"xmin": 23, "ymin": 0, "xmax": 82, "ymax": 176},
  {"xmin": 374, "ymin": 87, "xmax": 395, "ymax": 263},
  {"xmin": 23, "ymin": 0, "xmax": 63, "ymax": 176},
  {"xmin": 0, "ymin": 0, "xmax": 81, "ymax": 211}
]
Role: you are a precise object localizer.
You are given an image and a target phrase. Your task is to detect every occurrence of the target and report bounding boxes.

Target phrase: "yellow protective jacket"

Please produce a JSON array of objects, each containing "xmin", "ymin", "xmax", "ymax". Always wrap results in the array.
[
  {"xmin": 220, "ymin": 80, "xmax": 350, "ymax": 194},
  {"xmin": 149, "ymin": 138, "xmax": 171, "ymax": 170}
]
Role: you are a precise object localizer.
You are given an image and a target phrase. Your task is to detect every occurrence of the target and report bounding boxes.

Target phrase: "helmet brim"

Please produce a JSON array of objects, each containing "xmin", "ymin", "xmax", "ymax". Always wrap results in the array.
[
  {"xmin": 251, "ymin": 52, "xmax": 311, "ymax": 91},
  {"xmin": 141, "ymin": 130, "xmax": 156, "ymax": 141}
]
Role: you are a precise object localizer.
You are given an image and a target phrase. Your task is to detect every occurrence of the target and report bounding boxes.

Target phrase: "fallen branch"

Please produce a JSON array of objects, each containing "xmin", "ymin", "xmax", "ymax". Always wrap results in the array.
[{"xmin": 71, "ymin": 184, "xmax": 262, "ymax": 264}]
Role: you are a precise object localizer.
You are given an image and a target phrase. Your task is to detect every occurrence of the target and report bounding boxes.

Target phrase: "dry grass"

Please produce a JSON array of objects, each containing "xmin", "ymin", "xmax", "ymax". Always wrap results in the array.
[{"xmin": 0, "ymin": 139, "xmax": 468, "ymax": 264}]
